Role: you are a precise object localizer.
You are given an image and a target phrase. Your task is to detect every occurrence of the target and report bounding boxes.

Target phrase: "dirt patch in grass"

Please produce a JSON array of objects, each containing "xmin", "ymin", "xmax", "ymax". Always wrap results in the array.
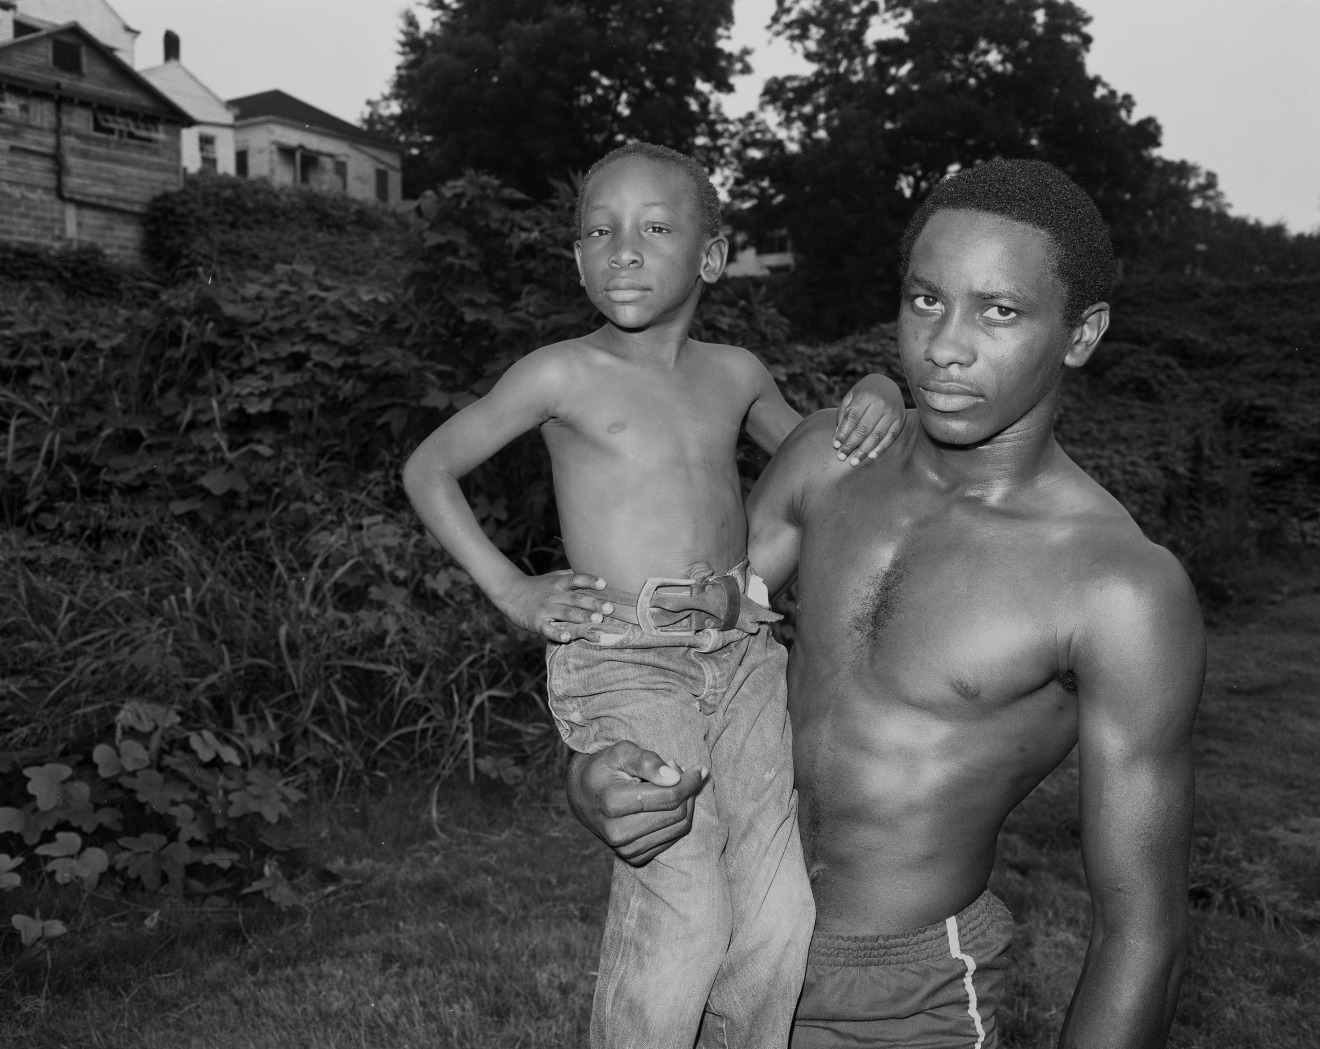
[{"xmin": 4, "ymin": 575, "xmax": 1319, "ymax": 1047}]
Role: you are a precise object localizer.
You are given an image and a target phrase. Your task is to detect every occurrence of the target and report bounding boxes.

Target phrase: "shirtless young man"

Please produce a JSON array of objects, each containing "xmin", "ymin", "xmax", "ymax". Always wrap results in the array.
[
  {"xmin": 570, "ymin": 159, "xmax": 1207, "ymax": 1048},
  {"xmin": 402, "ymin": 142, "xmax": 906, "ymax": 1049}
]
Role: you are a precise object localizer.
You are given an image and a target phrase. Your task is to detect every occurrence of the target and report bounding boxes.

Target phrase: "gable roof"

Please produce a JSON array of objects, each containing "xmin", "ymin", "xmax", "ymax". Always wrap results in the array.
[
  {"xmin": 140, "ymin": 60, "xmax": 234, "ymax": 125},
  {"xmin": 14, "ymin": 0, "xmax": 137, "ymax": 62},
  {"xmin": 0, "ymin": 22, "xmax": 191, "ymax": 122},
  {"xmin": 228, "ymin": 89, "xmax": 396, "ymax": 152}
]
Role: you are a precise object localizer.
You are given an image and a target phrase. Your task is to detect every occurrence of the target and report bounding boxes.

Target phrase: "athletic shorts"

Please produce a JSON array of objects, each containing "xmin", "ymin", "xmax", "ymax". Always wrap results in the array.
[{"xmin": 791, "ymin": 890, "xmax": 1013, "ymax": 1048}]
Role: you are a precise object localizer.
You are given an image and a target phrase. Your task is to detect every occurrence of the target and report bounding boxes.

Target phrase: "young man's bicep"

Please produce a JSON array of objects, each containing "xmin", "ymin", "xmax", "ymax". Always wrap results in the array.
[{"xmin": 1074, "ymin": 562, "xmax": 1205, "ymax": 928}]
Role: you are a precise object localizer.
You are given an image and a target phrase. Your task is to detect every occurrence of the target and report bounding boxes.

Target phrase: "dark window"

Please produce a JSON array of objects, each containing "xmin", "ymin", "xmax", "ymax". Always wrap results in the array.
[
  {"xmin": 334, "ymin": 159, "xmax": 348, "ymax": 191},
  {"xmin": 298, "ymin": 151, "xmax": 318, "ymax": 185},
  {"xmin": 235, "ymin": 149, "xmax": 248, "ymax": 178},
  {"xmin": 198, "ymin": 133, "xmax": 217, "ymax": 172},
  {"xmin": 51, "ymin": 39, "xmax": 83, "ymax": 75},
  {"xmin": 375, "ymin": 168, "xmax": 389, "ymax": 203}
]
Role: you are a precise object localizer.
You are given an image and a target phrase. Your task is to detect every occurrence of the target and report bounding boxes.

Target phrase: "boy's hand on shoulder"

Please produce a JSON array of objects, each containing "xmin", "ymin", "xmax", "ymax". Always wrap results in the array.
[
  {"xmin": 496, "ymin": 570, "xmax": 615, "ymax": 644},
  {"xmin": 834, "ymin": 372, "xmax": 906, "ymax": 466}
]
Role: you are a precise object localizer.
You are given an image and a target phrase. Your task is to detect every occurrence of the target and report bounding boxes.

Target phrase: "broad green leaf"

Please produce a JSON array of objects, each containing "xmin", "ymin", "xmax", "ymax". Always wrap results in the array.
[
  {"xmin": 0, "ymin": 854, "xmax": 22, "ymax": 891},
  {"xmin": 24, "ymin": 764, "xmax": 72, "ymax": 811},
  {"xmin": 0, "ymin": 808, "xmax": 25, "ymax": 835},
  {"xmin": 35, "ymin": 831, "xmax": 82, "ymax": 858},
  {"xmin": 92, "ymin": 743, "xmax": 121, "ymax": 778}
]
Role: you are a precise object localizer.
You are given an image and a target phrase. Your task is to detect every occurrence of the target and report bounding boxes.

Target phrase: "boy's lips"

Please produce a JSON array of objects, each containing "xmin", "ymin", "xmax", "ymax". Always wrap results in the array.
[
  {"xmin": 918, "ymin": 383, "xmax": 981, "ymax": 412},
  {"xmin": 603, "ymin": 279, "xmax": 649, "ymax": 302}
]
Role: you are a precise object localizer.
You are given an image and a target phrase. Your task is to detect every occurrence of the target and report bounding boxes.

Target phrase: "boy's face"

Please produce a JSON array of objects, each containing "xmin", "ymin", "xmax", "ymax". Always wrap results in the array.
[
  {"xmin": 574, "ymin": 157, "xmax": 726, "ymax": 334},
  {"xmin": 898, "ymin": 207, "xmax": 1107, "ymax": 446}
]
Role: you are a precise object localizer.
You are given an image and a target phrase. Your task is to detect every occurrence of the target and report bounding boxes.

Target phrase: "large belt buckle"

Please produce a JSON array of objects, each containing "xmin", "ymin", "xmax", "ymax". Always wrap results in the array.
[{"xmin": 636, "ymin": 578, "xmax": 697, "ymax": 635}]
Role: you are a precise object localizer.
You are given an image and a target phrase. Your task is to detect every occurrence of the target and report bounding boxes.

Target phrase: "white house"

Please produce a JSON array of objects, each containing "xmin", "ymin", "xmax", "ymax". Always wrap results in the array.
[
  {"xmin": 229, "ymin": 89, "xmax": 401, "ymax": 206},
  {"xmin": 7, "ymin": 0, "xmax": 135, "ymax": 63},
  {"xmin": 139, "ymin": 31, "xmax": 235, "ymax": 175}
]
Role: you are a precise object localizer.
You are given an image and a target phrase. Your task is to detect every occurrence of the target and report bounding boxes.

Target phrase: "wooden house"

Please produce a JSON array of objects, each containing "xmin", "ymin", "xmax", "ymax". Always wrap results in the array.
[
  {"xmin": 0, "ymin": 18, "xmax": 191, "ymax": 259},
  {"xmin": 7, "ymin": 0, "xmax": 136, "ymax": 63},
  {"xmin": 229, "ymin": 90, "xmax": 402, "ymax": 206}
]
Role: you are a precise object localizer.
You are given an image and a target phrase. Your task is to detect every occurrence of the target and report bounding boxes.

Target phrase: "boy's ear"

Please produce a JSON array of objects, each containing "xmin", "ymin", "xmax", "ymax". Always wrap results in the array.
[
  {"xmin": 700, "ymin": 235, "xmax": 728, "ymax": 285},
  {"xmin": 1064, "ymin": 302, "xmax": 1110, "ymax": 369},
  {"xmin": 573, "ymin": 240, "xmax": 586, "ymax": 287}
]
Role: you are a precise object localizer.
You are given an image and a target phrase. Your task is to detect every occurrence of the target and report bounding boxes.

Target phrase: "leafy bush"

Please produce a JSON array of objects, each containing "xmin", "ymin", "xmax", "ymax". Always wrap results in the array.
[
  {"xmin": 144, "ymin": 174, "xmax": 407, "ymax": 284},
  {"xmin": 0, "ymin": 242, "xmax": 131, "ymax": 299}
]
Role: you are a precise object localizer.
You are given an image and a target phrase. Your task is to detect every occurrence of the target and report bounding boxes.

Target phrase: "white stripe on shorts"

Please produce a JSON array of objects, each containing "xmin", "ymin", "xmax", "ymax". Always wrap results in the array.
[{"xmin": 946, "ymin": 915, "xmax": 987, "ymax": 1049}]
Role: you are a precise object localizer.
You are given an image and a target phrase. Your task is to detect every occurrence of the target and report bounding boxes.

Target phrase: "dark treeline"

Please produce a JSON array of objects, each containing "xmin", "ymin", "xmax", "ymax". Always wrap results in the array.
[{"xmin": 367, "ymin": 0, "xmax": 1320, "ymax": 337}]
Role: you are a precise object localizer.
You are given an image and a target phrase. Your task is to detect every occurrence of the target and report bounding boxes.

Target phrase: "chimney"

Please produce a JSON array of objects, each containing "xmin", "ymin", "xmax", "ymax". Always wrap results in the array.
[
  {"xmin": 0, "ymin": 1, "xmax": 16, "ymax": 46},
  {"xmin": 164, "ymin": 29, "xmax": 180, "ymax": 63}
]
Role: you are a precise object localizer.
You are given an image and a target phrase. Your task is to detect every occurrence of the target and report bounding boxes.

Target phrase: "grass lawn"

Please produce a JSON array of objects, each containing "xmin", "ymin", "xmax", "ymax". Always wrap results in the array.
[{"xmin": 4, "ymin": 572, "xmax": 1318, "ymax": 1048}]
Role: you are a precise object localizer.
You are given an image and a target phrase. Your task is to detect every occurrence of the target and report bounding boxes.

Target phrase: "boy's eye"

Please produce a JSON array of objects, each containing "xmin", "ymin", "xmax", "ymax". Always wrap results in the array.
[
  {"xmin": 644, "ymin": 224, "xmax": 670, "ymax": 234},
  {"xmin": 912, "ymin": 294, "xmax": 941, "ymax": 313},
  {"xmin": 982, "ymin": 305, "xmax": 1018, "ymax": 320},
  {"xmin": 586, "ymin": 227, "xmax": 610, "ymax": 238}
]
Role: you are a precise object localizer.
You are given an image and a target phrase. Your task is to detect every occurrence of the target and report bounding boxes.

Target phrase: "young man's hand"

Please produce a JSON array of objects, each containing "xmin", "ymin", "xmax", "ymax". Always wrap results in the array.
[
  {"xmin": 834, "ymin": 372, "xmax": 906, "ymax": 466},
  {"xmin": 496, "ymin": 570, "xmax": 614, "ymax": 643},
  {"xmin": 567, "ymin": 743, "xmax": 706, "ymax": 866}
]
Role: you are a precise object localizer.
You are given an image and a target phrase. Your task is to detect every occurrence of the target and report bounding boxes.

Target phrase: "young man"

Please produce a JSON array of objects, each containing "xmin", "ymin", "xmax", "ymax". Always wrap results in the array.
[
  {"xmin": 402, "ymin": 142, "xmax": 906, "ymax": 1049},
  {"xmin": 570, "ymin": 159, "xmax": 1206, "ymax": 1048}
]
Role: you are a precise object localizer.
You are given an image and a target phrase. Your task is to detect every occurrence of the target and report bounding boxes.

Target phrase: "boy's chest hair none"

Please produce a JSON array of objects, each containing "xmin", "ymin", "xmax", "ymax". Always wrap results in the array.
[{"xmin": 555, "ymin": 371, "xmax": 750, "ymax": 453}]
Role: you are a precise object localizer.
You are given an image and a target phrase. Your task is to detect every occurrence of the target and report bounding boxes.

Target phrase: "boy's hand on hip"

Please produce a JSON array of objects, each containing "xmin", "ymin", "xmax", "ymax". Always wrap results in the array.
[
  {"xmin": 497, "ymin": 570, "xmax": 613, "ymax": 643},
  {"xmin": 835, "ymin": 372, "xmax": 906, "ymax": 466},
  {"xmin": 567, "ymin": 743, "xmax": 706, "ymax": 867}
]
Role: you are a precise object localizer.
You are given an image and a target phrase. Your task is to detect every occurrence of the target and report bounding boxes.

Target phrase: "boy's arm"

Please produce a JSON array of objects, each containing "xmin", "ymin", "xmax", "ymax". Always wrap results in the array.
[
  {"xmin": 745, "ymin": 410, "xmax": 836, "ymax": 595},
  {"xmin": 742, "ymin": 354, "xmax": 906, "ymax": 465},
  {"xmin": 402, "ymin": 349, "xmax": 612, "ymax": 643},
  {"xmin": 1061, "ymin": 549, "xmax": 1205, "ymax": 1047}
]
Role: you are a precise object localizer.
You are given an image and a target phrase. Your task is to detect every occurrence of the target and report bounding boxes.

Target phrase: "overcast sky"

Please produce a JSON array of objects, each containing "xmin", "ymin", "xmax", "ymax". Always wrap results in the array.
[{"xmin": 111, "ymin": 0, "xmax": 1319, "ymax": 232}]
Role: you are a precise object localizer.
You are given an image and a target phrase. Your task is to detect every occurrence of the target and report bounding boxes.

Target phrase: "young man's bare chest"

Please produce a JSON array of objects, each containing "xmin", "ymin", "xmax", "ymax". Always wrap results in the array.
[{"xmin": 793, "ymin": 473, "xmax": 1083, "ymax": 718}]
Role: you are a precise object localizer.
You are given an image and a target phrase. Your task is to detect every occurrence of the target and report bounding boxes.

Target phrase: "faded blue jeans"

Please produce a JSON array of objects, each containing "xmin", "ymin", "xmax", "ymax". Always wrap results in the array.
[{"xmin": 547, "ymin": 575, "xmax": 814, "ymax": 1049}]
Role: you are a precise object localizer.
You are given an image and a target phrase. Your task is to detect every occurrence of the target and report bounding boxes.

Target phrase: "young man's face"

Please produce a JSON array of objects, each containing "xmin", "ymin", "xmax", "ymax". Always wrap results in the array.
[
  {"xmin": 898, "ymin": 207, "xmax": 1107, "ymax": 446},
  {"xmin": 574, "ymin": 157, "xmax": 725, "ymax": 333}
]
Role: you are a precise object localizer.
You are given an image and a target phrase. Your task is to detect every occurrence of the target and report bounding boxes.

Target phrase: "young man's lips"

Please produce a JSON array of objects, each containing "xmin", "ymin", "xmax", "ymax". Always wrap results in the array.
[{"xmin": 918, "ymin": 385, "xmax": 981, "ymax": 412}]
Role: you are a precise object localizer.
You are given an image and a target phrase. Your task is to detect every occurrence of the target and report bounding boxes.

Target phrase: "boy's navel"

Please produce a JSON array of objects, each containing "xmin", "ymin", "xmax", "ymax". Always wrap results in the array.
[{"xmin": 607, "ymin": 421, "xmax": 626, "ymax": 433}]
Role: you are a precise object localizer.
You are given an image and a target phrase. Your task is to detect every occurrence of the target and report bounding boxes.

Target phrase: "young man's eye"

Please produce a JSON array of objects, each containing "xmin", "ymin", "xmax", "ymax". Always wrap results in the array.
[
  {"xmin": 644, "ymin": 224, "xmax": 670, "ymax": 234},
  {"xmin": 912, "ymin": 294, "xmax": 941, "ymax": 312},
  {"xmin": 982, "ymin": 305, "xmax": 1018, "ymax": 320},
  {"xmin": 586, "ymin": 227, "xmax": 610, "ymax": 238}
]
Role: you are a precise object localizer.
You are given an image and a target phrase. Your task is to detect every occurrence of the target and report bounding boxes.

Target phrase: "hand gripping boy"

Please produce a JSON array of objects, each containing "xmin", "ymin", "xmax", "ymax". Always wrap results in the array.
[{"xmin": 402, "ymin": 143, "xmax": 905, "ymax": 1049}]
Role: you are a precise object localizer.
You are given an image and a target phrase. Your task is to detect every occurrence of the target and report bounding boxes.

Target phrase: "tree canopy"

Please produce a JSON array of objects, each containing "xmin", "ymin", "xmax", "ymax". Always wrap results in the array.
[
  {"xmin": 733, "ymin": 0, "xmax": 1232, "ymax": 334},
  {"xmin": 370, "ymin": 0, "xmax": 747, "ymax": 198}
]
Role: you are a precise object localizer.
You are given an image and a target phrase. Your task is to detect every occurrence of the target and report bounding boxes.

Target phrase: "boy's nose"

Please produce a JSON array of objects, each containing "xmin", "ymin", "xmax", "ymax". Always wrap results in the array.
[{"xmin": 610, "ymin": 235, "xmax": 642, "ymax": 268}]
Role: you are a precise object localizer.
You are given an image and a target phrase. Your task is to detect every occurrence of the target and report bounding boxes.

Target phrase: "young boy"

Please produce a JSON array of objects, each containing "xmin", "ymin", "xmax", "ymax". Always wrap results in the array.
[{"xmin": 402, "ymin": 142, "xmax": 905, "ymax": 1049}]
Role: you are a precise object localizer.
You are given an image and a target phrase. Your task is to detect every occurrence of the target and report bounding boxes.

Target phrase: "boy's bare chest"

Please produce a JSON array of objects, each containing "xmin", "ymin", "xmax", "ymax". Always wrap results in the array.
[{"xmin": 547, "ymin": 367, "xmax": 749, "ymax": 458}]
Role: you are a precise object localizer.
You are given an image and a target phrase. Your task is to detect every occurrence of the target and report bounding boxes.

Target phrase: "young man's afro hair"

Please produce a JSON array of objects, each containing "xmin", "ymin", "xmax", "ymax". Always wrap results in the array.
[
  {"xmin": 574, "ymin": 142, "xmax": 722, "ymax": 239},
  {"xmin": 899, "ymin": 159, "xmax": 1116, "ymax": 325}
]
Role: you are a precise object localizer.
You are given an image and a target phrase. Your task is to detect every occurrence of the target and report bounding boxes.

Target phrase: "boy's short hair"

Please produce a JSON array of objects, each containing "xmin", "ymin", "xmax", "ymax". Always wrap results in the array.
[
  {"xmin": 575, "ymin": 142, "xmax": 722, "ymax": 239},
  {"xmin": 899, "ymin": 159, "xmax": 1116, "ymax": 325}
]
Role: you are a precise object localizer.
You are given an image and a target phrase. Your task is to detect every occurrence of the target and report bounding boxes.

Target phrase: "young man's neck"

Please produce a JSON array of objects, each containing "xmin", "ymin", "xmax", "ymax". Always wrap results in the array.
[{"xmin": 908, "ymin": 398, "xmax": 1064, "ymax": 501}]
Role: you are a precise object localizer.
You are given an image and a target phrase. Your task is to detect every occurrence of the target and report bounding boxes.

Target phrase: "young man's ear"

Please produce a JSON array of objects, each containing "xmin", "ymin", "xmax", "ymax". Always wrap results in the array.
[
  {"xmin": 700, "ymin": 235, "xmax": 729, "ymax": 285},
  {"xmin": 1064, "ymin": 302, "xmax": 1110, "ymax": 369},
  {"xmin": 574, "ymin": 240, "xmax": 586, "ymax": 286}
]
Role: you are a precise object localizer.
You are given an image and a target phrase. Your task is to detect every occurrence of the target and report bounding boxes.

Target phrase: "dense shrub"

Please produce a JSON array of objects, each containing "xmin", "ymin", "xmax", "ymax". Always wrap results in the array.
[
  {"xmin": 0, "ymin": 242, "xmax": 131, "ymax": 300},
  {"xmin": 144, "ymin": 174, "xmax": 408, "ymax": 284}
]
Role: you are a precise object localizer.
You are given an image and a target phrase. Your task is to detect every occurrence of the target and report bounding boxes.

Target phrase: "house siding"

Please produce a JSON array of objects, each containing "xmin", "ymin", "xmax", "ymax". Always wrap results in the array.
[
  {"xmin": 235, "ymin": 119, "xmax": 401, "ymax": 205},
  {"xmin": 0, "ymin": 30, "xmax": 185, "ymax": 260}
]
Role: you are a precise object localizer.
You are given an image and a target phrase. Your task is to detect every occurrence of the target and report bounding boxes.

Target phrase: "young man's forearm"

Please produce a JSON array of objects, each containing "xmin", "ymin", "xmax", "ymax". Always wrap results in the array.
[{"xmin": 1059, "ymin": 932, "xmax": 1184, "ymax": 1048}]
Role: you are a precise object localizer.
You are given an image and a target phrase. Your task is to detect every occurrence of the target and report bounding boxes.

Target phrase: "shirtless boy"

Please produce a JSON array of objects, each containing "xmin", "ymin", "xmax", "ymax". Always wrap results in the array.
[
  {"xmin": 402, "ymin": 142, "xmax": 906, "ymax": 1049},
  {"xmin": 570, "ymin": 159, "xmax": 1206, "ymax": 1048}
]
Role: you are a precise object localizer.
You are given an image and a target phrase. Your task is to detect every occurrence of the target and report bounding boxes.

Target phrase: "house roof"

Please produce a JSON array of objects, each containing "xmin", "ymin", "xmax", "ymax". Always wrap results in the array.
[
  {"xmin": 140, "ymin": 60, "xmax": 234, "ymax": 125},
  {"xmin": 0, "ymin": 22, "xmax": 192, "ymax": 123},
  {"xmin": 14, "ymin": 0, "xmax": 137, "ymax": 61},
  {"xmin": 228, "ymin": 89, "xmax": 396, "ymax": 152}
]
